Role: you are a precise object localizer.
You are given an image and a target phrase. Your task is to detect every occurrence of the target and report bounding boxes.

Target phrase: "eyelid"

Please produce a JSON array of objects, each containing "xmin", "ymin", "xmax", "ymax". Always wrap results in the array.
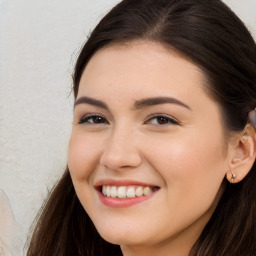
[
  {"xmin": 77, "ymin": 113, "xmax": 109, "ymax": 125},
  {"xmin": 144, "ymin": 113, "xmax": 180, "ymax": 125}
]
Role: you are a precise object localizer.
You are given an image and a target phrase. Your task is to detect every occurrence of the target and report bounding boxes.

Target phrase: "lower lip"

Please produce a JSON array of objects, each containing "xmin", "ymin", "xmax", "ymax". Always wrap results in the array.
[{"xmin": 97, "ymin": 190, "xmax": 157, "ymax": 208}]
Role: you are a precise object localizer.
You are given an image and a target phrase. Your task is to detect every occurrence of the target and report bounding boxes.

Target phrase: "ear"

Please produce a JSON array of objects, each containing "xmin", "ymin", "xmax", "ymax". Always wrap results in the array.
[{"xmin": 226, "ymin": 124, "xmax": 256, "ymax": 183}]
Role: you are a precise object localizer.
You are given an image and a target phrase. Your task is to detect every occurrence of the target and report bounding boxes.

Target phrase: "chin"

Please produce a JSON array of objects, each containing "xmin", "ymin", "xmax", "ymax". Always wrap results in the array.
[
  {"xmin": 94, "ymin": 220, "xmax": 151, "ymax": 246},
  {"xmin": 100, "ymin": 232, "xmax": 147, "ymax": 247}
]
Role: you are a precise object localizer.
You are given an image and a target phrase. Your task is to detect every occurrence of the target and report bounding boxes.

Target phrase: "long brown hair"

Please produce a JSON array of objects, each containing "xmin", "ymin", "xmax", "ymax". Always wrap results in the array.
[{"xmin": 27, "ymin": 0, "xmax": 256, "ymax": 255}]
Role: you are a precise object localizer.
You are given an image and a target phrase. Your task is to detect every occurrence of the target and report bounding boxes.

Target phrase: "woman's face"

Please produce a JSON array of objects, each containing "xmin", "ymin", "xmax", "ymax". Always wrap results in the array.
[{"xmin": 68, "ymin": 41, "xmax": 230, "ymax": 253}]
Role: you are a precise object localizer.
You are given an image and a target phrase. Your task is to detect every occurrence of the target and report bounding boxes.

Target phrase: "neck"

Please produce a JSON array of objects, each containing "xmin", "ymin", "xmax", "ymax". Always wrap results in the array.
[
  {"xmin": 120, "ymin": 208, "xmax": 211, "ymax": 256},
  {"xmin": 121, "ymin": 240, "xmax": 192, "ymax": 256}
]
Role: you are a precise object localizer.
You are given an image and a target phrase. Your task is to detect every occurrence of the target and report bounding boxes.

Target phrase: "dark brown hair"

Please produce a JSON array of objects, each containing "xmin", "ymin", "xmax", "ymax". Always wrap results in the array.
[{"xmin": 27, "ymin": 0, "xmax": 256, "ymax": 255}]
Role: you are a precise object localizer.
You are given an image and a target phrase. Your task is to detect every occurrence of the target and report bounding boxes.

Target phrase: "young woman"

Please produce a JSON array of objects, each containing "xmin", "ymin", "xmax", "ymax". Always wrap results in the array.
[{"xmin": 27, "ymin": 0, "xmax": 256, "ymax": 255}]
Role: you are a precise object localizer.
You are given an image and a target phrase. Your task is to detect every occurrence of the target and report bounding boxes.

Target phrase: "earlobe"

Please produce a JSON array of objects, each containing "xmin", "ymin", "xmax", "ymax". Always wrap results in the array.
[
  {"xmin": 226, "ymin": 171, "xmax": 237, "ymax": 184},
  {"xmin": 226, "ymin": 125, "xmax": 256, "ymax": 183}
]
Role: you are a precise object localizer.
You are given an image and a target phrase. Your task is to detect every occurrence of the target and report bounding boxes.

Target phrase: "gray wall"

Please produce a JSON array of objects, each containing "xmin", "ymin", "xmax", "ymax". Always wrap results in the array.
[{"xmin": 0, "ymin": 0, "xmax": 255, "ymax": 255}]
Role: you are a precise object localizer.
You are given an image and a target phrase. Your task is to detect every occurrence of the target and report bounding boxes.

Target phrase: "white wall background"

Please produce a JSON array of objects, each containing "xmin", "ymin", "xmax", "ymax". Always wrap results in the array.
[{"xmin": 0, "ymin": 0, "xmax": 255, "ymax": 255}]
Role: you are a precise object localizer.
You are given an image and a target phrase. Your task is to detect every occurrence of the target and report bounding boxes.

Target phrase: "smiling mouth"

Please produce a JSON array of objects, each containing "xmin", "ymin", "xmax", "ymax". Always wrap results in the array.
[{"xmin": 100, "ymin": 185, "xmax": 160, "ymax": 199}]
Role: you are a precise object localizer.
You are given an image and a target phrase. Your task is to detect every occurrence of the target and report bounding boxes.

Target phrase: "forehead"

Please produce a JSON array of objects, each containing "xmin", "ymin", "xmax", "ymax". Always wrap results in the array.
[{"xmin": 78, "ymin": 41, "xmax": 206, "ymax": 98}]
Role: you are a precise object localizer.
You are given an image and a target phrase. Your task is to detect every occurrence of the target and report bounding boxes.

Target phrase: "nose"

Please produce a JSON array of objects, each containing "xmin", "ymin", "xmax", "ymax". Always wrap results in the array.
[{"xmin": 100, "ymin": 127, "xmax": 142, "ymax": 171}]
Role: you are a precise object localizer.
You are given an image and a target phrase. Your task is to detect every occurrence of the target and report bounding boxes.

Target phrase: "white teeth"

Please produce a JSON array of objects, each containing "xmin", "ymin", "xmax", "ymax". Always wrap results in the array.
[
  {"xmin": 110, "ymin": 186, "xmax": 117, "ymax": 198},
  {"xmin": 106, "ymin": 186, "xmax": 111, "ymax": 197},
  {"xmin": 127, "ymin": 187, "xmax": 136, "ymax": 198},
  {"xmin": 102, "ymin": 185, "xmax": 107, "ymax": 196},
  {"xmin": 117, "ymin": 186, "xmax": 126, "ymax": 198},
  {"xmin": 101, "ymin": 185, "xmax": 156, "ymax": 198},
  {"xmin": 135, "ymin": 186, "xmax": 143, "ymax": 197},
  {"xmin": 143, "ymin": 187, "xmax": 153, "ymax": 196}
]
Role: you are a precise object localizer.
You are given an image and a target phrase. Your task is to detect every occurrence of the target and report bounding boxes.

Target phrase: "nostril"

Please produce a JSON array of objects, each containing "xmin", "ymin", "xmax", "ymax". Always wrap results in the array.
[{"xmin": 99, "ymin": 137, "xmax": 142, "ymax": 170}]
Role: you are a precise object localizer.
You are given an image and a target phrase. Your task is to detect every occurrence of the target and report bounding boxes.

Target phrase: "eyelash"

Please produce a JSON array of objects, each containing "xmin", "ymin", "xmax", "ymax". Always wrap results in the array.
[
  {"xmin": 145, "ymin": 114, "xmax": 179, "ymax": 126},
  {"xmin": 78, "ymin": 114, "xmax": 109, "ymax": 125},
  {"xmin": 78, "ymin": 113, "xmax": 179, "ymax": 126}
]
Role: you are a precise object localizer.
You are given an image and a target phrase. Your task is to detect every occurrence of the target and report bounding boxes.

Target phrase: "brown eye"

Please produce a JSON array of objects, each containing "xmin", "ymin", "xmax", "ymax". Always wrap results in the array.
[
  {"xmin": 91, "ymin": 116, "xmax": 105, "ymax": 124},
  {"xmin": 156, "ymin": 117, "xmax": 170, "ymax": 124},
  {"xmin": 146, "ymin": 115, "xmax": 179, "ymax": 126},
  {"xmin": 79, "ymin": 115, "xmax": 109, "ymax": 125}
]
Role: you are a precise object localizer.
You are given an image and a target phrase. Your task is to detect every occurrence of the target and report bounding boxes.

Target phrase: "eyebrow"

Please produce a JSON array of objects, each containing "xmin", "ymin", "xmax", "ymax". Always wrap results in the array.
[
  {"xmin": 74, "ymin": 96, "xmax": 191, "ymax": 111},
  {"xmin": 74, "ymin": 96, "xmax": 108, "ymax": 110},
  {"xmin": 134, "ymin": 97, "xmax": 191, "ymax": 110}
]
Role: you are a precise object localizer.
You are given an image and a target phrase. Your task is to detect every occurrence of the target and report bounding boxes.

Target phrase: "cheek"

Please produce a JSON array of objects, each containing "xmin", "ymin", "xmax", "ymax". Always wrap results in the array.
[
  {"xmin": 67, "ymin": 133, "xmax": 102, "ymax": 211},
  {"xmin": 145, "ymin": 130, "xmax": 226, "ymax": 190},
  {"xmin": 142, "ymin": 131, "xmax": 227, "ymax": 231},
  {"xmin": 68, "ymin": 133, "xmax": 100, "ymax": 180}
]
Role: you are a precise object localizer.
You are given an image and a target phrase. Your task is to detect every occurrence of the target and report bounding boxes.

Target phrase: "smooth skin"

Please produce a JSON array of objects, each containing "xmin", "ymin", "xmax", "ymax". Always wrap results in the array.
[{"xmin": 68, "ymin": 41, "xmax": 255, "ymax": 256}]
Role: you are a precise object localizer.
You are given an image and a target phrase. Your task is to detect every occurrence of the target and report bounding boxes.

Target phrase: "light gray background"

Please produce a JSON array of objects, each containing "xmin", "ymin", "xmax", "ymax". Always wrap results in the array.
[{"xmin": 0, "ymin": 0, "xmax": 255, "ymax": 255}]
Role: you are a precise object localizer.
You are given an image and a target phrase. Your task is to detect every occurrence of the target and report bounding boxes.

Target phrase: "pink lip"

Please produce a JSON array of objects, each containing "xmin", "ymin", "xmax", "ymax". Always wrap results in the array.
[
  {"xmin": 97, "ymin": 190, "xmax": 156, "ymax": 208},
  {"xmin": 94, "ymin": 179, "xmax": 159, "ymax": 208},
  {"xmin": 94, "ymin": 179, "xmax": 156, "ymax": 187}
]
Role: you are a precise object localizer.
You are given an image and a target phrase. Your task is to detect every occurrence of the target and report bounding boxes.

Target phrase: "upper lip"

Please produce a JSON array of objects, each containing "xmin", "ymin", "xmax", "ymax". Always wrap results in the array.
[{"xmin": 94, "ymin": 179, "xmax": 159, "ymax": 188}]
